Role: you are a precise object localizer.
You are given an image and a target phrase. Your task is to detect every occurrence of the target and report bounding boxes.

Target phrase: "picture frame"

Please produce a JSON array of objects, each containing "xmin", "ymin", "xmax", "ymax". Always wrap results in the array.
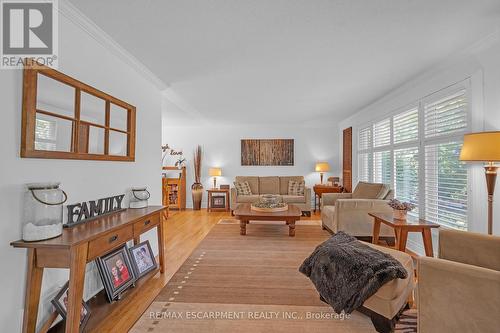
[
  {"xmin": 96, "ymin": 245, "xmax": 136, "ymax": 302},
  {"xmin": 220, "ymin": 184, "xmax": 230, "ymax": 190},
  {"xmin": 211, "ymin": 194, "xmax": 226, "ymax": 209},
  {"xmin": 51, "ymin": 281, "xmax": 91, "ymax": 329},
  {"xmin": 128, "ymin": 240, "xmax": 158, "ymax": 279}
]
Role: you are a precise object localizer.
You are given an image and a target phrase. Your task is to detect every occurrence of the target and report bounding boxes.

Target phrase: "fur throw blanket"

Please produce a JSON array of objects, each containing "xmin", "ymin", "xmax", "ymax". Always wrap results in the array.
[{"xmin": 299, "ymin": 231, "xmax": 408, "ymax": 314}]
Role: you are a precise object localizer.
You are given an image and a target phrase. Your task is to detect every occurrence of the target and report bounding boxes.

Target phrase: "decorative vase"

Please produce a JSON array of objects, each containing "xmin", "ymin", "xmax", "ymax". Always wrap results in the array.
[
  {"xmin": 393, "ymin": 209, "xmax": 407, "ymax": 220},
  {"xmin": 191, "ymin": 182, "xmax": 203, "ymax": 210}
]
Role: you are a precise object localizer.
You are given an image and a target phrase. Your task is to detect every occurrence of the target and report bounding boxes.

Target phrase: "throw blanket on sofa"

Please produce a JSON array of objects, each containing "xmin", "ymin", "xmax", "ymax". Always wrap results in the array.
[{"xmin": 299, "ymin": 231, "xmax": 408, "ymax": 314}]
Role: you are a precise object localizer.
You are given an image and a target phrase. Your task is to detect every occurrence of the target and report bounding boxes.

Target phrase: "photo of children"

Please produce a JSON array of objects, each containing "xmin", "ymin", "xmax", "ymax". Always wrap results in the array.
[
  {"xmin": 129, "ymin": 241, "xmax": 157, "ymax": 278},
  {"xmin": 105, "ymin": 252, "xmax": 132, "ymax": 288}
]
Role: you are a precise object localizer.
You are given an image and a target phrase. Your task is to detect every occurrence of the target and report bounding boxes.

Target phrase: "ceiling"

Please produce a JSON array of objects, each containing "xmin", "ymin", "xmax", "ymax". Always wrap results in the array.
[{"xmin": 68, "ymin": 0, "xmax": 500, "ymax": 126}]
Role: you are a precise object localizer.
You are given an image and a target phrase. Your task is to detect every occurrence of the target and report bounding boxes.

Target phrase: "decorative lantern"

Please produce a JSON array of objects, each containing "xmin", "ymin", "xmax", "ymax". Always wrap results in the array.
[
  {"xmin": 23, "ymin": 182, "xmax": 67, "ymax": 241},
  {"xmin": 129, "ymin": 187, "xmax": 150, "ymax": 209}
]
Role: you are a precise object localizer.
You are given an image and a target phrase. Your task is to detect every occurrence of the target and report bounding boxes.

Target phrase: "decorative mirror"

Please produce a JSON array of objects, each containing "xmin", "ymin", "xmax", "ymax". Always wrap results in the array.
[{"xmin": 21, "ymin": 59, "xmax": 136, "ymax": 161}]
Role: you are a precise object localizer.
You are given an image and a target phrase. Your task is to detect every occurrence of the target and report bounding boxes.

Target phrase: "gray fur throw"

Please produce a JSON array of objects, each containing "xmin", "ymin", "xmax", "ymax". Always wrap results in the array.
[{"xmin": 299, "ymin": 231, "xmax": 408, "ymax": 314}]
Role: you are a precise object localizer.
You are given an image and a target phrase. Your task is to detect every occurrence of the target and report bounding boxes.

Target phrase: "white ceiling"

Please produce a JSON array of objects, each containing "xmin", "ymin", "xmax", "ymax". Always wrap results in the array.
[{"xmin": 68, "ymin": 0, "xmax": 500, "ymax": 126}]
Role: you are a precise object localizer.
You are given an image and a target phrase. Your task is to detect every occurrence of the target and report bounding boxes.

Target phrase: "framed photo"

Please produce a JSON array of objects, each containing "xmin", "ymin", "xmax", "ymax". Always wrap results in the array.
[
  {"xmin": 128, "ymin": 241, "xmax": 158, "ymax": 278},
  {"xmin": 211, "ymin": 195, "xmax": 226, "ymax": 209},
  {"xmin": 220, "ymin": 184, "xmax": 230, "ymax": 190},
  {"xmin": 51, "ymin": 282, "xmax": 91, "ymax": 328},
  {"xmin": 96, "ymin": 245, "xmax": 136, "ymax": 302}
]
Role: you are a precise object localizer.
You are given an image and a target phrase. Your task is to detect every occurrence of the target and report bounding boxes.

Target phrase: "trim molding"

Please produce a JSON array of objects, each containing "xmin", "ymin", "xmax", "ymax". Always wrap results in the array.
[{"xmin": 58, "ymin": 0, "xmax": 168, "ymax": 90}]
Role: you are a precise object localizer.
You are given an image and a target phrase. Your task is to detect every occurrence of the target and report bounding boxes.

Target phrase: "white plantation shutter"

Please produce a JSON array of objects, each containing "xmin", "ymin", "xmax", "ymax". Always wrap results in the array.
[
  {"xmin": 358, "ymin": 153, "xmax": 371, "ymax": 182},
  {"xmin": 394, "ymin": 108, "xmax": 418, "ymax": 144},
  {"xmin": 35, "ymin": 118, "xmax": 57, "ymax": 151},
  {"xmin": 394, "ymin": 147, "xmax": 419, "ymax": 217},
  {"xmin": 373, "ymin": 118, "xmax": 391, "ymax": 147},
  {"xmin": 424, "ymin": 90, "xmax": 467, "ymax": 138},
  {"xmin": 373, "ymin": 150, "xmax": 391, "ymax": 185},
  {"xmin": 424, "ymin": 141, "xmax": 468, "ymax": 229},
  {"xmin": 358, "ymin": 126, "xmax": 372, "ymax": 150}
]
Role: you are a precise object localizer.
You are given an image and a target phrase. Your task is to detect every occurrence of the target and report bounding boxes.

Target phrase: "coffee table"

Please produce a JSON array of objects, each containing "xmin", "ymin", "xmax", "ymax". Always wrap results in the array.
[
  {"xmin": 368, "ymin": 212, "xmax": 440, "ymax": 257},
  {"xmin": 233, "ymin": 203, "xmax": 302, "ymax": 237}
]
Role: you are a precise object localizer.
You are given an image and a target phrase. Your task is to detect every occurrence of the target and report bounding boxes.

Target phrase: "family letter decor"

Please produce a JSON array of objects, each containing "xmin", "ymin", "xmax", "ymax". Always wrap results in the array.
[{"xmin": 66, "ymin": 194, "xmax": 126, "ymax": 227}]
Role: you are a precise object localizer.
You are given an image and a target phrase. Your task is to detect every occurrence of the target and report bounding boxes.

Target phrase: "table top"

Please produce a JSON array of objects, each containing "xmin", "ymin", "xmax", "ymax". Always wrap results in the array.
[
  {"xmin": 368, "ymin": 212, "xmax": 440, "ymax": 228},
  {"xmin": 233, "ymin": 203, "xmax": 302, "ymax": 218},
  {"xmin": 11, "ymin": 206, "xmax": 167, "ymax": 249},
  {"xmin": 206, "ymin": 188, "xmax": 230, "ymax": 192}
]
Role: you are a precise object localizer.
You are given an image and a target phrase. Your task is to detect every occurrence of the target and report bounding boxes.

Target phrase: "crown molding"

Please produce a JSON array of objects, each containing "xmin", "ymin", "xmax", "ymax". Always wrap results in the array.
[{"xmin": 58, "ymin": 0, "xmax": 168, "ymax": 91}]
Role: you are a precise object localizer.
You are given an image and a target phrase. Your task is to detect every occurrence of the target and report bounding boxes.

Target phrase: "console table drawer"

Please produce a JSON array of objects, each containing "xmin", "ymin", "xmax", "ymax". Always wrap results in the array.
[
  {"xmin": 133, "ymin": 213, "xmax": 160, "ymax": 235},
  {"xmin": 87, "ymin": 225, "xmax": 133, "ymax": 260}
]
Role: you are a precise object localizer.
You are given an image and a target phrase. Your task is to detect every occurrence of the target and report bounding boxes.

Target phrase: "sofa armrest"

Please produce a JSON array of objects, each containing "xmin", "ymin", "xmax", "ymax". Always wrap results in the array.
[
  {"xmin": 438, "ymin": 229, "xmax": 500, "ymax": 271},
  {"xmin": 304, "ymin": 187, "xmax": 311, "ymax": 210},
  {"xmin": 321, "ymin": 193, "xmax": 352, "ymax": 208},
  {"xmin": 230, "ymin": 188, "xmax": 238, "ymax": 210},
  {"xmin": 417, "ymin": 257, "xmax": 500, "ymax": 332}
]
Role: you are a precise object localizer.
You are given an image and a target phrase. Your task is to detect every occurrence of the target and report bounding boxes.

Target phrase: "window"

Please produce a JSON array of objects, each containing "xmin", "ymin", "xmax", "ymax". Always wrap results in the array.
[{"xmin": 357, "ymin": 82, "xmax": 469, "ymax": 230}]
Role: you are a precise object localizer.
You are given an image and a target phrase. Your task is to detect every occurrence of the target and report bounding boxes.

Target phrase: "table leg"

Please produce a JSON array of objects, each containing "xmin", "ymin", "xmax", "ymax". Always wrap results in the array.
[
  {"xmin": 22, "ymin": 249, "xmax": 44, "ymax": 333},
  {"xmin": 240, "ymin": 219, "xmax": 247, "ymax": 235},
  {"xmin": 65, "ymin": 243, "xmax": 88, "ymax": 333},
  {"xmin": 397, "ymin": 228, "xmax": 408, "ymax": 252},
  {"xmin": 372, "ymin": 219, "xmax": 381, "ymax": 245},
  {"xmin": 158, "ymin": 214, "xmax": 167, "ymax": 273},
  {"xmin": 422, "ymin": 229, "xmax": 434, "ymax": 257},
  {"xmin": 394, "ymin": 229, "xmax": 401, "ymax": 249},
  {"xmin": 314, "ymin": 194, "xmax": 317, "ymax": 213},
  {"xmin": 226, "ymin": 192, "xmax": 230, "ymax": 212},
  {"xmin": 288, "ymin": 220, "xmax": 296, "ymax": 237},
  {"xmin": 207, "ymin": 192, "xmax": 211, "ymax": 212}
]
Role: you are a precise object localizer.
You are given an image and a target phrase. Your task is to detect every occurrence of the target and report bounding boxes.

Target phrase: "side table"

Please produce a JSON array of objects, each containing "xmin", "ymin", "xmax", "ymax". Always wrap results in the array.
[
  {"xmin": 207, "ymin": 188, "xmax": 230, "ymax": 212},
  {"xmin": 313, "ymin": 184, "xmax": 343, "ymax": 212}
]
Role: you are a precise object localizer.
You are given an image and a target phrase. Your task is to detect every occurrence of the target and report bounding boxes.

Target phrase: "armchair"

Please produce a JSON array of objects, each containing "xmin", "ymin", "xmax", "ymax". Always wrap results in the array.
[
  {"xmin": 321, "ymin": 182, "xmax": 394, "ymax": 241},
  {"xmin": 417, "ymin": 229, "xmax": 500, "ymax": 332}
]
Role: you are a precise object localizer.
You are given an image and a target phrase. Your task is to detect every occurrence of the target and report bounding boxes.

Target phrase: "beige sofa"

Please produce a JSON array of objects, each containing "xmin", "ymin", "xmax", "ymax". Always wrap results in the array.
[
  {"xmin": 321, "ymin": 182, "xmax": 394, "ymax": 240},
  {"xmin": 231, "ymin": 176, "xmax": 311, "ymax": 215},
  {"xmin": 418, "ymin": 229, "xmax": 500, "ymax": 333}
]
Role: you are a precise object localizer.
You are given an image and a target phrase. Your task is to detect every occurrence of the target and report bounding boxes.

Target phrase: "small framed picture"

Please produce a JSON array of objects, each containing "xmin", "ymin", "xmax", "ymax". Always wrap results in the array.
[
  {"xmin": 220, "ymin": 184, "xmax": 230, "ymax": 190},
  {"xmin": 211, "ymin": 195, "xmax": 226, "ymax": 209},
  {"xmin": 128, "ymin": 241, "xmax": 158, "ymax": 278},
  {"xmin": 96, "ymin": 245, "xmax": 136, "ymax": 302},
  {"xmin": 51, "ymin": 282, "xmax": 91, "ymax": 328}
]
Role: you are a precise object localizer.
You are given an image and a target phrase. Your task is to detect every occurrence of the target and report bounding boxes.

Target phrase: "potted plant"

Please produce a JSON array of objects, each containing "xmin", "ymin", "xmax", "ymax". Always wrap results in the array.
[
  {"xmin": 191, "ymin": 145, "xmax": 203, "ymax": 210},
  {"xmin": 388, "ymin": 199, "xmax": 416, "ymax": 220}
]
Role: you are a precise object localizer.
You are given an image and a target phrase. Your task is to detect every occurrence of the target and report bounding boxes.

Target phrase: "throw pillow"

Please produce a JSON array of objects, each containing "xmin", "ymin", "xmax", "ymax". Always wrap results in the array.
[
  {"xmin": 288, "ymin": 180, "xmax": 305, "ymax": 196},
  {"xmin": 234, "ymin": 181, "xmax": 252, "ymax": 195}
]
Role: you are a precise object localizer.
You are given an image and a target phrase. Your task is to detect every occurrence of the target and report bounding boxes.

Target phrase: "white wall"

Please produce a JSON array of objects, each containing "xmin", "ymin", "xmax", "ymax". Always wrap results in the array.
[
  {"xmin": 338, "ymin": 35, "xmax": 500, "ymax": 254},
  {"xmin": 0, "ymin": 12, "xmax": 163, "ymax": 333},
  {"xmin": 162, "ymin": 120, "xmax": 339, "ymax": 208}
]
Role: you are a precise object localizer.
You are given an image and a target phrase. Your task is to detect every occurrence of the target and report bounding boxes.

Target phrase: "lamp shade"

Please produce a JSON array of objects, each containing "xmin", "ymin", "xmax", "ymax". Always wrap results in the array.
[
  {"xmin": 208, "ymin": 167, "xmax": 222, "ymax": 177},
  {"xmin": 459, "ymin": 131, "xmax": 500, "ymax": 162},
  {"xmin": 315, "ymin": 162, "xmax": 330, "ymax": 172}
]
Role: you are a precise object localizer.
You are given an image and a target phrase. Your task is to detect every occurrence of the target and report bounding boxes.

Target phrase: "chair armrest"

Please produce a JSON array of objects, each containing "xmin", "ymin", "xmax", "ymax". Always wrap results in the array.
[
  {"xmin": 321, "ymin": 193, "xmax": 352, "ymax": 208},
  {"xmin": 439, "ymin": 229, "xmax": 500, "ymax": 271},
  {"xmin": 418, "ymin": 257, "xmax": 500, "ymax": 332}
]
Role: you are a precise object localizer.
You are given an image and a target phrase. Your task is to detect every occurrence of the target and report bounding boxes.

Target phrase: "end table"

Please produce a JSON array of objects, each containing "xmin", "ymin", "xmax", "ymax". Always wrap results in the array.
[
  {"xmin": 313, "ymin": 184, "xmax": 343, "ymax": 212},
  {"xmin": 207, "ymin": 188, "xmax": 230, "ymax": 212}
]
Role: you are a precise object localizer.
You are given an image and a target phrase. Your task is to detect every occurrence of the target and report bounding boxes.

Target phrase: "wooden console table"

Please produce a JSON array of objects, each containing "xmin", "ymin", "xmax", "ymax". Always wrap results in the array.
[
  {"xmin": 11, "ymin": 206, "xmax": 167, "ymax": 333},
  {"xmin": 368, "ymin": 212, "xmax": 440, "ymax": 257},
  {"xmin": 206, "ymin": 188, "xmax": 230, "ymax": 212},
  {"xmin": 313, "ymin": 184, "xmax": 343, "ymax": 212}
]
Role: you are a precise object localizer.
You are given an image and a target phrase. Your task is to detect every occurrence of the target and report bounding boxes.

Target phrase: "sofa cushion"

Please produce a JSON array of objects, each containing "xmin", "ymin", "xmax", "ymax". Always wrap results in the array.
[
  {"xmin": 234, "ymin": 181, "xmax": 252, "ymax": 195},
  {"xmin": 282, "ymin": 195, "xmax": 306, "ymax": 204},
  {"xmin": 279, "ymin": 176, "xmax": 304, "ymax": 195},
  {"xmin": 235, "ymin": 195, "xmax": 261, "ymax": 203},
  {"xmin": 235, "ymin": 176, "xmax": 259, "ymax": 194},
  {"xmin": 288, "ymin": 180, "xmax": 305, "ymax": 196},
  {"xmin": 352, "ymin": 182, "xmax": 390, "ymax": 199},
  {"xmin": 259, "ymin": 176, "xmax": 280, "ymax": 194}
]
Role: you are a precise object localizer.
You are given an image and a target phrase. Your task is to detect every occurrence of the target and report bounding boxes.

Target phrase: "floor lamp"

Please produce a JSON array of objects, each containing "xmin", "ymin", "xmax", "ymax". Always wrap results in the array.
[{"xmin": 459, "ymin": 131, "xmax": 500, "ymax": 235}]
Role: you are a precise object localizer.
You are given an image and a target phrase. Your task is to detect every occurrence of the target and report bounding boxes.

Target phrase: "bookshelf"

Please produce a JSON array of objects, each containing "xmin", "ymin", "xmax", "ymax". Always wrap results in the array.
[{"xmin": 162, "ymin": 166, "xmax": 186, "ymax": 210}]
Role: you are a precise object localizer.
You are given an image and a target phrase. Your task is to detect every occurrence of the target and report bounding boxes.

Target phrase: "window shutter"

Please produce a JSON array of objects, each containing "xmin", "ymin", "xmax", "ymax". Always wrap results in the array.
[
  {"xmin": 424, "ymin": 141, "xmax": 468, "ymax": 230},
  {"xmin": 373, "ymin": 118, "xmax": 391, "ymax": 147},
  {"xmin": 424, "ymin": 90, "xmax": 467, "ymax": 138},
  {"xmin": 394, "ymin": 108, "xmax": 418, "ymax": 144},
  {"xmin": 358, "ymin": 153, "xmax": 371, "ymax": 182},
  {"xmin": 394, "ymin": 147, "xmax": 419, "ymax": 217},
  {"xmin": 358, "ymin": 126, "xmax": 372, "ymax": 151},
  {"xmin": 373, "ymin": 150, "xmax": 391, "ymax": 185}
]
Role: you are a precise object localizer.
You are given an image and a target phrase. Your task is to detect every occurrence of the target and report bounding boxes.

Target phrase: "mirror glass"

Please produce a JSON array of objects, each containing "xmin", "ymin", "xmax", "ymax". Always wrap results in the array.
[
  {"xmin": 109, "ymin": 131, "xmax": 128, "ymax": 156},
  {"xmin": 80, "ymin": 92, "xmax": 105, "ymax": 125},
  {"xmin": 35, "ymin": 113, "xmax": 72, "ymax": 152},
  {"xmin": 88, "ymin": 126, "xmax": 105, "ymax": 154},
  {"xmin": 110, "ymin": 103, "xmax": 128, "ymax": 131},
  {"xmin": 36, "ymin": 74, "xmax": 75, "ymax": 118}
]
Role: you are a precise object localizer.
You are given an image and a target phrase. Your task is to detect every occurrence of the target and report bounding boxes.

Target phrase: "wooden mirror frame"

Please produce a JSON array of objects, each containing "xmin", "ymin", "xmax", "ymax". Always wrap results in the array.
[{"xmin": 21, "ymin": 59, "xmax": 136, "ymax": 161}]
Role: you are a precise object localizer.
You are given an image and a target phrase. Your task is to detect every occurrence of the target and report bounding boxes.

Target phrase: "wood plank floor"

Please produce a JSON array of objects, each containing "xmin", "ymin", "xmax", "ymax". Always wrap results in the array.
[{"xmin": 95, "ymin": 209, "xmax": 323, "ymax": 332}]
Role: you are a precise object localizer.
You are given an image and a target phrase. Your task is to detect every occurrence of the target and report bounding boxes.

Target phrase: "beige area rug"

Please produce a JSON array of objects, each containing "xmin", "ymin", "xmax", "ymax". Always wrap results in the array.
[{"xmin": 131, "ymin": 221, "xmax": 416, "ymax": 333}]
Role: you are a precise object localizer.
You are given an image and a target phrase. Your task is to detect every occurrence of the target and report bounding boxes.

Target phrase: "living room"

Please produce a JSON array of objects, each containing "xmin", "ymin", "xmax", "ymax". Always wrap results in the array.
[{"xmin": 1, "ymin": 1, "xmax": 499, "ymax": 333}]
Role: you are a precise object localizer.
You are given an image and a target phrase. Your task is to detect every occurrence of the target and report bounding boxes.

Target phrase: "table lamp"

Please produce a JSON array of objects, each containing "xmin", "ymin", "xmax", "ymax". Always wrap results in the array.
[
  {"xmin": 315, "ymin": 162, "xmax": 330, "ymax": 184},
  {"xmin": 208, "ymin": 167, "xmax": 222, "ymax": 189},
  {"xmin": 459, "ymin": 131, "xmax": 500, "ymax": 234}
]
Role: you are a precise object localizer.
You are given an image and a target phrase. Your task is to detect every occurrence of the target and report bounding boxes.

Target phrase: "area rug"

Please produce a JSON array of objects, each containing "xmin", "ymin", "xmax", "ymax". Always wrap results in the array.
[{"xmin": 131, "ymin": 222, "xmax": 416, "ymax": 332}]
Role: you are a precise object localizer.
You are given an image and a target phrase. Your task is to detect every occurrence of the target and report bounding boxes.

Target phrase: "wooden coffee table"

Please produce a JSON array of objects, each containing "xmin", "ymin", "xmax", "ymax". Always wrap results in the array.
[
  {"xmin": 233, "ymin": 203, "xmax": 302, "ymax": 237},
  {"xmin": 368, "ymin": 212, "xmax": 440, "ymax": 257}
]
